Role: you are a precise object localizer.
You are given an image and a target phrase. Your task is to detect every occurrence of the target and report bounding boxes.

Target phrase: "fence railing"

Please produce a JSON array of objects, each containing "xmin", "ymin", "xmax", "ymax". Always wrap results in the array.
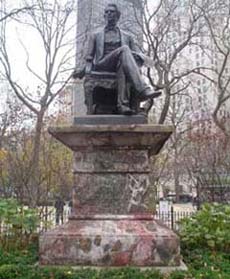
[
  {"xmin": 0, "ymin": 206, "xmax": 195, "ymax": 234},
  {"xmin": 0, "ymin": 206, "xmax": 70, "ymax": 235},
  {"xmin": 39, "ymin": 206, "xmax": 194, "ymax": 232},
  {"xmin": 38, "ymin": 206, "xmax": 70, "ymax": 232},
  {"xmin": 154, "ymin": 207, "xmax": 194, "ymax": 231}
]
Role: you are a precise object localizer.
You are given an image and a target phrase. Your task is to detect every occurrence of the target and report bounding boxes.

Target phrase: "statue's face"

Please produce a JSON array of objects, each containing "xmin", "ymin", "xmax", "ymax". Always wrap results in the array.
[{"xmin": 104, "ymin": 5, "xmax": 119, "ymax": 26}]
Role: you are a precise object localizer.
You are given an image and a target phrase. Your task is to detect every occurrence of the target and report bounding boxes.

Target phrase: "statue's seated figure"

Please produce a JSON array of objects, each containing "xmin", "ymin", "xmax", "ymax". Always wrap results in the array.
[
  {"xmin": 83, "ymin": 53, "xmax": 144, "ymax": 115},
  {"xmin": 73, "ymin": 3, "xmax": 161, "ymax": 116}
]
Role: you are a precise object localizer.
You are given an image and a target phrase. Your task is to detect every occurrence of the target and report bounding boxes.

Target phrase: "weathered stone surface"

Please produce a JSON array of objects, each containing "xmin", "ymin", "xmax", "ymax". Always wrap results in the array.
[
  {"xmin": 39, "ymin": 218, "xmax": 180, "ymax": 267},
  {"xmin": 48, "ymin": 125, "xmax": 173, "ymax": 155},
  {"xmin": 74, "ymin": 115, "xmax": 147, "ymax": 125},
  {"xmin": 40, "ymin": 124, "xmax": 182, "ymax": 268},
  {"xmin": 61, "ymin": 126, "xmax": 173, "ymax": 218},
  {"xmin": 73, "ymin": 150, "xmax": 149, "ymax": 173},
  {"xmin": 72, "ymin": 149, "xmax": 151, "ymax": 215},
  {"xmin": 72, "ymin": 173, "xmax": 150, "ymax": 215}
]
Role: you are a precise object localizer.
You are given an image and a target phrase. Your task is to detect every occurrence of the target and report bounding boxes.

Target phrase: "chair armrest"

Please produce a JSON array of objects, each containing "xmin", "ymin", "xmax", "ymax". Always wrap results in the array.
[
  {"xmin": 85, "ymin": 61, "xmax": 93, "ymax": 75},
  {"xmin": 89, "ymin": 71, "xmax": 117, "ymax": 79}
]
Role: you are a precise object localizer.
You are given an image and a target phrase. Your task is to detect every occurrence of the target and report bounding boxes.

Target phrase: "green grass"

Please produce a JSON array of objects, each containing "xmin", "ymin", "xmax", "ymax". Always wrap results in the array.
[{"xmin": 0, "ymin": 249, "xmax": 229, "ymax": 279}]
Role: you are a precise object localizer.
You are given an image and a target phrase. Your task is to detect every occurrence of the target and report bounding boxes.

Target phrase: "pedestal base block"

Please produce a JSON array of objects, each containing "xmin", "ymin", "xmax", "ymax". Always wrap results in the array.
[{"xmin": 39, "ymin": 216, "xmax": 180, "ymax": 267}]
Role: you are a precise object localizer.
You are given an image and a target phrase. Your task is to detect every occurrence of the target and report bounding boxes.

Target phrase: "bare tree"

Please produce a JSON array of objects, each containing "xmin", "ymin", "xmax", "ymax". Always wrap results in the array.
[
  {"xmin": 206, "ymin": 1, "xmax": 230, "ymax": 137},
  {"xmin": 0, "ymin": 90, "xmax": 34, "ymax": 199},
  {"xmin": 130, "ymin": 0, "xmax": 211, "ymax": 201},
  {"xmin": 0, "ymin": 116, "xmax": 73, "ymax": 207},
  {"xmin": 132, "ymin": 0, "xmax": 206, "ymax": 124},
  {"xmin": 0, "ymin": 0, "xmax": 76, "ymax": 206},
  {"xmin": 0, "ymin": 2, "xmax": 35, "ymax": 23},
  {"xmin": 184, "ymin": 123, "xmax": 230, "ymax": 205},
  {"xmin": 0, "ymin": 91, "xmax": 72, "ymax": 207},
  {"xmin": 193, "ymin": 0, "xmax": 230, "ymax": 137}
]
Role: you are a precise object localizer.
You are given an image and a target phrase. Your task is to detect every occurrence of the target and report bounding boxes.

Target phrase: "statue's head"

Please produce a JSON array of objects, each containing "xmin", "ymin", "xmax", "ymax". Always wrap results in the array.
[{"xmin": 104, "ymin": 4, "xmax": 121, "ymax": 26}]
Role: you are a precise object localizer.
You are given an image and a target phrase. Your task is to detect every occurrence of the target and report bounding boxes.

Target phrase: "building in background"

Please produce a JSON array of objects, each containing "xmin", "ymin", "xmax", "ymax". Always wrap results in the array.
[{"xmin": 155, "ymin": 0, "xmax": 230, "ymax": 133}]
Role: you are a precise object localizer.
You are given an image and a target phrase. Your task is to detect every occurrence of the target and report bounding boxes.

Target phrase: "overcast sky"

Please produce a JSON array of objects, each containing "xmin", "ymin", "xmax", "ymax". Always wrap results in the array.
[{"xmin": 1, "ymin": 0, "xmax": 76, "ymax": 100}]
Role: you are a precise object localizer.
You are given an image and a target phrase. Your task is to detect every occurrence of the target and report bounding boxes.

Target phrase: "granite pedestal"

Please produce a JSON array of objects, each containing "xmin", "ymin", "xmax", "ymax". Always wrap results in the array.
[{"xmin": 39, "ymin": 124, "xmax": 181, "ymax": 267}]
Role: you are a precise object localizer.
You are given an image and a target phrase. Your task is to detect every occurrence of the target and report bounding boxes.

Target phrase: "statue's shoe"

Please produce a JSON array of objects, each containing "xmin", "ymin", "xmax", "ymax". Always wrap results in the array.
[
  {"xmin": 117, "ymin": 105, "xmax": 134, "ymax": 115},
  {"xmin": 139, "ymin": 88, "xmax": 162, "ymax": 102}
]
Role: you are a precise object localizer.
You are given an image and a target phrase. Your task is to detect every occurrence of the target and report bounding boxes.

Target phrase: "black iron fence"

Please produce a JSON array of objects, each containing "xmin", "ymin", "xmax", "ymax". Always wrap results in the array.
[
  {"xmin": 0, "ymin": 206, "xmax": 70, "ymax": 235},
  {"xmin": 154, "ymin": 207, "xmax": 195, "ymax": 231},
  {"xmin": 0, "ymin": 206, "xmax": 195, "ymax": 234},
  {"xmin": 38, "ymin": 206, "xmax": 194, "ymax": 232}
]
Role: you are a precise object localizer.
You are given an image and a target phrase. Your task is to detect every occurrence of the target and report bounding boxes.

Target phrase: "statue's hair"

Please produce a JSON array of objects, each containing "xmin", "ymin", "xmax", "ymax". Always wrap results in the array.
[{"xmin": 105, "ymin": 3, "xmax": 121, "ymax": 19}]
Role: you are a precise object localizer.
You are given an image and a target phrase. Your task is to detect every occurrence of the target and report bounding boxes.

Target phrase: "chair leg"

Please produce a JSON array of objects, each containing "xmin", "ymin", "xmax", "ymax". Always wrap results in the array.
[{"xmin": 84, "ymin": 80, "xmax": 94, "ymax": 115}]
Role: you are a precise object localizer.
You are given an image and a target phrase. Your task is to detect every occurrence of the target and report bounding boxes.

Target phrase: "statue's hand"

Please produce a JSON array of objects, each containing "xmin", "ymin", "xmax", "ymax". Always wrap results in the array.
[
  {"xmin": 132, "ymin": 52, "xmax": 144, "ymax": 67},
  {"xmin": 85, "ymin": 62, "xmax": 93, "ymax": 75},
  {"xmin": 72, "ymin": 68, "xmax": 85, "ymax": 79}
]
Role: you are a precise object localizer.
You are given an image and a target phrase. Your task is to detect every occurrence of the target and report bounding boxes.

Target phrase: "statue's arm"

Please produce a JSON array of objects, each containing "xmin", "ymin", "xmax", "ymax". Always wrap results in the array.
[
  {"xmin": 129, "ymin": 35, "xmax": 139, "ymax": 52},
  {"xmin": 72, "ymin": 33, "xmax": 96, "ymax": 79},
  {"xmin": 128, "ymin": 36, "xmax": 144, "ymax": 66},
  {"xmin": 129, "ymin": 35, "xmax": 157, "ymax": 68},
  {"xmin": 85, "ymin": 33, "xmax": 96, "ymax": 64}
]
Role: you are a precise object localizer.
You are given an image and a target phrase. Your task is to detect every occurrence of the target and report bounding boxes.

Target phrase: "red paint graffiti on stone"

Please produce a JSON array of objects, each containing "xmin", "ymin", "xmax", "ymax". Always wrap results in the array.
[{"xmin": 39, "ymin": 125, "xmax": 181, "ymax": 267}]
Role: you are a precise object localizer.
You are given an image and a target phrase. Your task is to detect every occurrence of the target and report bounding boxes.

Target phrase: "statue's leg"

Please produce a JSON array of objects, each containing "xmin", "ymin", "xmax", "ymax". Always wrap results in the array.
[
  {"xmin": 119, "ymin": 46, "xmax": 147, "ymax": 93},
  {"xmin": 94, "ymin": 47, "xmax": 161, "ymax": 112},
  {"xmin": 117, "ymin": 62, "xmax": 132, "ymax": 113},
  {"xmin": 84, "ymin": 78, "xmax": 95, "ymax": 114},
  {"xmin": 120, "ymin": 46, "xmax": 162, "ymax": 101},
  {"xmin": 95, "ymin": 49, "xmax": 133, "ymax": 114},
  {"xmin": 94, "ymin": 49, "xmax": 121, "ymax": 71},
  {"xmin": 129, "ymin": 85, "xmax": 140, "ymax": 114},
  {"xmin": 95, "ymin": 46, "xmax": 147, "ymax": 94}
]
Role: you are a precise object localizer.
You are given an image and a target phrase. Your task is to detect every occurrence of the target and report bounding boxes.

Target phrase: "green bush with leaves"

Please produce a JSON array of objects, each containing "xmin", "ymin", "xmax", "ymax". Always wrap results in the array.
[
  {"xmin": 0, "ymin": 198, "xmax": 39, "ymax": 250},
  {"xmin": 182, "ymin": 249, "xmax": 230, "ymax": 278},
  {"xmin": 179, "ymin": 203, "xmax": 230, "ymax": 252},
  {"xmin": 0, "ymin": 241, "xmax": 38, "ymax": 266}
]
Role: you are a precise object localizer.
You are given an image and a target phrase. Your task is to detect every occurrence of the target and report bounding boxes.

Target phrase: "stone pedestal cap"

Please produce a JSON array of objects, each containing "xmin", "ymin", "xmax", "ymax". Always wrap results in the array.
[{"xmin": 48, "ymin": 125, "xmax": 173, "ymax": 155}]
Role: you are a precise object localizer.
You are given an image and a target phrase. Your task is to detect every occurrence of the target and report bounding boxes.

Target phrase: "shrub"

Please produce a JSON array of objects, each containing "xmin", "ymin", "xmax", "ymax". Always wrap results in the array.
[
  {"xmin": 0, "ymin": 241, "xmax": 38, "ymax": 265},
  {"xmin": 168, "ymin": 271, "xmax": 193, "ymax": 279},
  {"xmin": 0, "ymin": 264, "xmax": 31, "ymax": 279},
  {"xmin": 97, "ymin": 268, "xmax": 163, "ymax": 279},
  {"xmin": 0, "ymin": 266, "xmax": 164, "ymax": 279},
  {"xmin": 0, "ymin": 198, "xmax": 39, "ymax": 250},
  {"xmin": 179, "ymin": 203, "xmax": 230, "ymax": 252},
  {"xmin": 190, "ymin": 267, "xmax": 230, "ymax": 279},
  {"xmin": 183, "ymin": 249, "xmax": 230, "ymax": 276}
]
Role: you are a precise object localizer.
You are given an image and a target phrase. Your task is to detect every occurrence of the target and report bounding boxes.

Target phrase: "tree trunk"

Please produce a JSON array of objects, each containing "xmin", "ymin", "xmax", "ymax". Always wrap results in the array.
[
  {"xmin": 28, "ymin": 110, "xmax": 45, "ymax": 207},
  {"xmin": 158, "ymin": 89, "xmax": 170, "ymax": 124}
]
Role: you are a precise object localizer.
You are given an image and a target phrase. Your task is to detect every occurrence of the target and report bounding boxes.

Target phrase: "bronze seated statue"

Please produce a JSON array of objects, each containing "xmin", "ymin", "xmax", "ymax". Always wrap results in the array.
[
  {"xmin": 82, "ymin": 59, "xmax": 143, "ymax": 115},
  {"xmin": 73, "ymin": 3, "xmax": 161, "ymax": 116}
]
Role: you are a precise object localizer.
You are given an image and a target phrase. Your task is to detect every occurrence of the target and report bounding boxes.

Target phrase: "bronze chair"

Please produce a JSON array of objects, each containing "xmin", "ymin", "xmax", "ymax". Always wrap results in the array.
[{"xmin": 83, "ymin": 61, "xmax": 140, "ymax": 115}]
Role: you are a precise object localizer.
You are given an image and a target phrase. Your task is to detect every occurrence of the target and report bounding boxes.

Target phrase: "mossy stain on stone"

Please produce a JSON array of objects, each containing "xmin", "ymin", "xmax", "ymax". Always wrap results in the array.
[
  {"xmin": 94, "ymin": 235, "xmax": 102, "ymax": 246},
  {"xmin": 79, "ymin": 238, "xmax": 92, "ymax": 253},
  {"xmin": 146, "ymin": 223, "xmax": 156, "ymax": 232},
  {"xmin": 103, "ymin": 243, "xmax": 110, "ymax": 252},
  {"xmin": 111, "ymin": 240, "xmax": 122, "ymax": 252},
  {"xmin": 102, "ymin": 253, "xmax": 111, "ymax": 264}
]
